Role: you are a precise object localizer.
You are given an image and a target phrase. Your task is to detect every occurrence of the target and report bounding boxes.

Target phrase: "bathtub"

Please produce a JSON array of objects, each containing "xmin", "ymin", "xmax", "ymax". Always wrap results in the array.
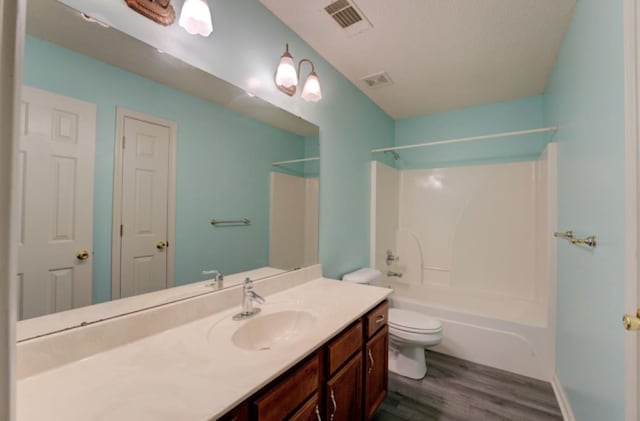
[{"xmin": 390, "ymin": 291, "xmax": 554, "ymax": 381}]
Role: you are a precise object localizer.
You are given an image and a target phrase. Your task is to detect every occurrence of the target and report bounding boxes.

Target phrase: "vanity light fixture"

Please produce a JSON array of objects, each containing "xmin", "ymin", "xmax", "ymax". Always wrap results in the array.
[
  {"xmin": 274, "ymin": 44, "xmax": 322, "ymax": 102},
  {"xmin": 179, "ymin": 0, "xmax": 213, "ymax": 36}
]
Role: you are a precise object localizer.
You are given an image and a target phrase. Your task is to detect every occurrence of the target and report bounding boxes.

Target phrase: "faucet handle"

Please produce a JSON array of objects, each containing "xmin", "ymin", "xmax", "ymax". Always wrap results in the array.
[
  {"xmin": 202, "ymin": 269, "xmax": 220, "ymax": 277},
  {"xmin": 248, "ymin": 290, "xmax": 265, "ymax": 304},
  {"xmin": 202, "ymin": 270, "xmax": 224, "ymax": 288}
]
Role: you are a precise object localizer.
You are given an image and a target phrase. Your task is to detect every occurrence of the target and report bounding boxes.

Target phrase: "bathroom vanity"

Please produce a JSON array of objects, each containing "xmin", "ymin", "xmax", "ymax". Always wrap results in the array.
[
  {"xmin": 220, "ymin": 300, "xmax": 389, "ymax": 420},
  {"xmin": 16, "ymin": 268, "xmax": 391, "ymax": 420}
]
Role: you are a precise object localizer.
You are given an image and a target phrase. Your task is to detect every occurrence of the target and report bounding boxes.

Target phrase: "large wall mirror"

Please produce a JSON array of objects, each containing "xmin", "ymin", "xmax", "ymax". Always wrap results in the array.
[{"xmin": 17, "ymin": 0, "xmax": 320, "ymax": 337}]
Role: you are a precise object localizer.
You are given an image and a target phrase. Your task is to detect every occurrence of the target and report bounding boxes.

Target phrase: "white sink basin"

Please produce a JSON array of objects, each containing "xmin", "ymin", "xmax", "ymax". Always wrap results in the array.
[{"xmin": 231, "ymin": 310, "xmax": 316, "ymax": 351}]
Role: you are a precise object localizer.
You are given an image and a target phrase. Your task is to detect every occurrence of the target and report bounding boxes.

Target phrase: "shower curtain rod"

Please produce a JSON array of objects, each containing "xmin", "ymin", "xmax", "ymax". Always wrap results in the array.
[
  {"xmin": 272, "ymin": 157, "xmax": 320, "ymax": 166},
  {"xmin": 370, "ymin": 126, "xmax": 559, "ymax": 154}
]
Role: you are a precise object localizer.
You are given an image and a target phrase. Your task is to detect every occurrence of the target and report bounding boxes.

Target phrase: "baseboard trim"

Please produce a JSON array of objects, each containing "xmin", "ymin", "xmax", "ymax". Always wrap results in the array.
[{"xmin": 551, "ymin": 374, "xmax": 576, "ymax": 421}]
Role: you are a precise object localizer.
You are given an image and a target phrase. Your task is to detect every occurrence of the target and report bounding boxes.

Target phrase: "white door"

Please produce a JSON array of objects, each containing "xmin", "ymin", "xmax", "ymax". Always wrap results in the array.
[
  {"xmin": 119, "ymin": 115, "xmax": 171, "ymax": 298},
  {"xmin": 17, "ymin": 86, "xmax": 96, "ymax": 320}
]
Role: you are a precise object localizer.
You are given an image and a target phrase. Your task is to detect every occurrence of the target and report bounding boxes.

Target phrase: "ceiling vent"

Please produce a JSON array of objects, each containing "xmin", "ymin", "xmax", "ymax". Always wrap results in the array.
[
  {"xmin": 362, "ymin": 72, "xmax": 393, "ymax": 88},
  {"xmin": 323, "ymin": 0, "xmax": 372, "ymax": 36}
]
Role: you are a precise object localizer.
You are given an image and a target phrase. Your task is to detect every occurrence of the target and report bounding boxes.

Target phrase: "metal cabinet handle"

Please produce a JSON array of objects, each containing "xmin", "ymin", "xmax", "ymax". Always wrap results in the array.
[
  {"xmin": 330, "ymin": 388, "xmax": 337, "ymax": 421},
  {"xmin": 315, "ymin": 404, "xmax": 322, "ymax": 421},
  {"xmin": 76, "ymin": 250, "xmax": 90, "ymax": 261},
  {"xmin": 375, "ymin": 315, "xmax": 385, "ymax": 324},
  {"xmin": 368, "ymin": 349, "xmax": 374, "ymax": 375},
  {"xmin": 623, "ymin": 310, "xmax": 640, "ymax": 330}
]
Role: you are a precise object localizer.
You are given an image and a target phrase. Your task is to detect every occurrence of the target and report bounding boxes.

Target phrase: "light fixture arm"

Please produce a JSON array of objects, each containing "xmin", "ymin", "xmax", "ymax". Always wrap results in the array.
[
  {"xmin": 297, "ymin": 59, "xmax": 316, "ymax": 78},
  {"xmin": 274, "ymin": 44, "xmax": 322, "ymax": 101}
]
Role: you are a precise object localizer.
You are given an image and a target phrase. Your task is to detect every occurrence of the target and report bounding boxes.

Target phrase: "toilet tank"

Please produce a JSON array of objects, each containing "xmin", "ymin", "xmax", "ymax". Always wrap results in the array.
[{"xmin": 342, "ymin": 268, "xmax": 382, "ymax": 285}]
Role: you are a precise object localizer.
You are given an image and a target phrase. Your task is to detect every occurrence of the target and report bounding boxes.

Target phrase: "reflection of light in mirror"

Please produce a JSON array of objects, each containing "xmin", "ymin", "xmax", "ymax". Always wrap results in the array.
[
  {"xmin": 247, "ymin": 77, "xmax": 262, "ymax": 90},
  {"xmin": 80, "ymin": 13, "xmax": 110, "ymax": 28},
  {"xmin": 420, "ymin": 175, "xmax": 444, "ymax": 190}
]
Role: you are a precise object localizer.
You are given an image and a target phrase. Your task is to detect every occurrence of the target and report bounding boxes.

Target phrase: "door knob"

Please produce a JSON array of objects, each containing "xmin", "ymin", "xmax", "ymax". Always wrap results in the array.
[
  {"xmin": 156, "ymin": 241, "xmax": 167, "ymax": 250},
  {"xmin": 622, "ymin": 310, "xmax": 640, "ymax": 331},
  {"xmin": 76, "ymin": 250, "xmax": 90, "ymax": 261}
]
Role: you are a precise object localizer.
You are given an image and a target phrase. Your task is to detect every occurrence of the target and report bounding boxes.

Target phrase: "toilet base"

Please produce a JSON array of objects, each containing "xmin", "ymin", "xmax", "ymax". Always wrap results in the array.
[{"xmin": 388, "ymin": 345, "xmax": 427, "ymax": 380}]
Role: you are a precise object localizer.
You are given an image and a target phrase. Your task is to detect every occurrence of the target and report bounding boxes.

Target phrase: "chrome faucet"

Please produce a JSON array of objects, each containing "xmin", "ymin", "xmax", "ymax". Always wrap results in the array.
[
  {"xmin": 202, "ymin": 269, "xmax": 224, "ymax": 289},
  {"xmin": 386, "ymin": 250, "xmax": 399, "ymax": 266},
  {"xmin": 233, "ymin": 278, "xmax": 265, "ymax": 321},
  {"xmin": 387, "ymin": 270, "xmax": 403, "ymax": 278}
]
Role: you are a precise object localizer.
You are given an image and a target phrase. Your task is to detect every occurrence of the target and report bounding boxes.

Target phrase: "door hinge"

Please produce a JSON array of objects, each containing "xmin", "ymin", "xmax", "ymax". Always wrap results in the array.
[
  {"xmin": 120, "ymin": 224, "xmax": 123, "ymax": 237},
  {"xmin": 122, "ymin": 136, "xmax": 126, "ymax": 148}
]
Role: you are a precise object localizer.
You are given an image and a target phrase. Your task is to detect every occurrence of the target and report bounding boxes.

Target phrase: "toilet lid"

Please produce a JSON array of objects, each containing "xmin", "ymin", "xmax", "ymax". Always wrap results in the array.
[{"xmin": 388, "ymin": 308, "xmax": 442, "ymax": 333}]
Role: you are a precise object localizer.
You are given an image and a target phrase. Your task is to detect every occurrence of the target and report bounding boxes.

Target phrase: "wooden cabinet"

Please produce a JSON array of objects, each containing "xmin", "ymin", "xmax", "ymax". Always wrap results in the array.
[
  {"xmin": 326, "ymin": 352, "xmax": 363, "ymax": 421},
  {"xmin": 365, "ymin": 301, "xmax": 388, "ymax": 339},
  {"xmin": 327, "ymin": 320, "xmax": 362, "ymax": 376},
  {"xmin": 252, "ymin": 355, "xmax": 319, "ymax": 421},
  {"xmin": 290, "ymin": 394, "xmax": 321, "ymax": 421},
  {"xmin": 364, "ymin": 326, "xmax": 388, "ymax": 420},
  {"xmin": 219, "ymin": 301, "xmax": 388, "ymax": 421},
  {"xmin": 217, "ymin": 402, "xmax": 248, "ymax": 421}
]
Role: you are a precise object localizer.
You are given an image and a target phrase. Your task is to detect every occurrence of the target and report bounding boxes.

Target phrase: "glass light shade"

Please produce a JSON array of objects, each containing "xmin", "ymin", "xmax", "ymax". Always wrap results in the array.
[
  {"xmin": 301, "ymin": 72, "xmax": 322, "ymax": 102},
  {"xmin": 179, "ymin": 0, "xmax": 213, "ymax": 37},
  {"xmin": 275, "ymin": 55, "xmax": 298, "ymax": 89}
]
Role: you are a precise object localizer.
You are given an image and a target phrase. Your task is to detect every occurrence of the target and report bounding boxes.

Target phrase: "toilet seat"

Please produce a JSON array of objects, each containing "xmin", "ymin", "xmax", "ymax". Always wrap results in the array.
[{"xmin": 388, "ymin": 308, "xmax": 442, "ymax": 334}]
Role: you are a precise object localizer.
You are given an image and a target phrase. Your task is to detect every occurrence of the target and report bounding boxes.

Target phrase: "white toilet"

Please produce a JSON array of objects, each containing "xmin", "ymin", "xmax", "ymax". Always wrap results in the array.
[{"xmin": 342, "ymin": 268, "xmax": 443, "ymax": 380}]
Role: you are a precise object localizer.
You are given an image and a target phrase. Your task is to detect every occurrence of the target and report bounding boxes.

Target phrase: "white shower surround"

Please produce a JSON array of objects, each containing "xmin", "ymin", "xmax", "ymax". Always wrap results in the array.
[{"xmin": 371, "ymin": 144, "xmax": 557, "ymax": 380}]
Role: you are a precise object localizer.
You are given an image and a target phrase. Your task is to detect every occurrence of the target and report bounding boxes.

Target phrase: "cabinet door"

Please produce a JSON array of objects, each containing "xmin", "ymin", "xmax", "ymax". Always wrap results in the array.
[
  {"xmin": 326, "ymin": 353, "xmax": 363, "ymax": 421},
  {"xmin": 290, "ymin": 394, "xmax": 322, "ymax": 421},
  {"xmin": 253, "ymin": 355, "xmax": 319, "ymax": 421},
  {"xmin": 364, "ymin": 326, "xmax": 388, "ymax": 420}
]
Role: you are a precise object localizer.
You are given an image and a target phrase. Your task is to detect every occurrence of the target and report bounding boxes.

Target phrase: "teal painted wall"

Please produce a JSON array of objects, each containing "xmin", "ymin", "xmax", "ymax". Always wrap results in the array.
[
  {"xmin": 23, "ymin": 36, "xmax": 308, "ymax": 303},
  {"xmin": 394, "ymin": 95, "xmax": 550, "ymax": 169},
  {"xmin": 59, "ymin": 0, "xmax": 395, "ymax": 280},
  {"xmin": 544, "ymin": 0, "xmax": 626, "ymax": 419},
  {"xmin": 304, "ymin": 135, "xmax": 320, "ymax": 177}
]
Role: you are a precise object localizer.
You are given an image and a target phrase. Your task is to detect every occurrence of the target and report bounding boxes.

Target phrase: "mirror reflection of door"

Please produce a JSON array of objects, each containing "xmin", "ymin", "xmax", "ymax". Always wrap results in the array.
[
  {"xmin": 113, "ymin": 110, "xmax": 175, "ymax": 299},
  {"xmin": 17, "ymin": 86, "xmax": 96, "ymax": 320}
]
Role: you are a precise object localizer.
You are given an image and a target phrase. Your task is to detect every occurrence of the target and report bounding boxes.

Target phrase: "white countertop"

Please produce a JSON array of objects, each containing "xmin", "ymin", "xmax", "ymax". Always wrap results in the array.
[
  {"xmin": 17, "ymin": 278, "xmax": 391, "ymax": 420},
  {"xmin": 17, "ymin": 266, "xmax": 286, "ymax": 342}
]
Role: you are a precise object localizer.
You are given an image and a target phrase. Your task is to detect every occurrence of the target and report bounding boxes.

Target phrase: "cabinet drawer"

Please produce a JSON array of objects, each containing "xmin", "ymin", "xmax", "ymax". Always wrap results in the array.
[
  {"xmin": 365, "ymin": 301, "xmax": 388, "ymax": 339},
  {"xmin": 326, "ymin": 320, "xmax": 363, "ymax": 376},
  {"xmin": 289, "ymin": 393, "xmax": 320, "ymax": 421},
  {"xmin": 252, "ymin": 354, "xmax": 319, "ymax": 421},
  {"xmin": 217, "ymin": 402, "xmax": 248, "ymax": 421}
]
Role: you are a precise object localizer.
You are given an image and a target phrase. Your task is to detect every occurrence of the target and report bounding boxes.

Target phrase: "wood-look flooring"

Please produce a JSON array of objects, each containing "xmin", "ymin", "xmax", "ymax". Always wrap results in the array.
[{"xmin": 373, "ymin": 351, "xmax": 563, "ymax": 421}]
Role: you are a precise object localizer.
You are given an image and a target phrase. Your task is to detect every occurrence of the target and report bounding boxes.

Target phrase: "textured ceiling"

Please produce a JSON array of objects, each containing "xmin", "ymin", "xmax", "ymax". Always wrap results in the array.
[{"xmin": 260, "ymin": 0, "xmax": 576, "ymax": 119}]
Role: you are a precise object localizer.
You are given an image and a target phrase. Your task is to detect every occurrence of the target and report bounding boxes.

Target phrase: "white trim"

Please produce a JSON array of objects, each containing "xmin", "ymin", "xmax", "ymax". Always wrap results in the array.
[
  {"xmin": 1, "ymin": 0, "xmax": 24, "ymax": 418},
  {"xmin": 545, "ymin": 143, "xmax": 558, "ymax": 377},
  {"xmin": 369, "ymin": 161, "xmax": 377, "ymax": 267},
  {"xmin": 272, "ymin": 157, "xmax": 319, "ymax": 166},
  {"xmin": 111, "ymin": 108, "xmax": 177, "ymax": 300},
  {"xmin": 551, "ymin": 374, "xmax": 576, "ymax": 421},
  {"xmin": 624, "ymin": 0, "xmax": 640, "ymax": 419},
  {"xmin": 370, "ymin": 126, "xmax": 558, "ymax": 154}
]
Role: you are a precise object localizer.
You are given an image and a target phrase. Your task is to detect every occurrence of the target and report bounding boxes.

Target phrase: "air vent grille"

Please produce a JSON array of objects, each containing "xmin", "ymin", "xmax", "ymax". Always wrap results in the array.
[
  {"xmin": 324, "ymin": 0, "xmax": 349, "ymax": 15},
  {"xmin": 324, "ymin": 0, "xmax": 363, "ymax": 29},
  {"xmin": 362, "ymin": 72, "xmax": 394, "ymax": 88}
]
